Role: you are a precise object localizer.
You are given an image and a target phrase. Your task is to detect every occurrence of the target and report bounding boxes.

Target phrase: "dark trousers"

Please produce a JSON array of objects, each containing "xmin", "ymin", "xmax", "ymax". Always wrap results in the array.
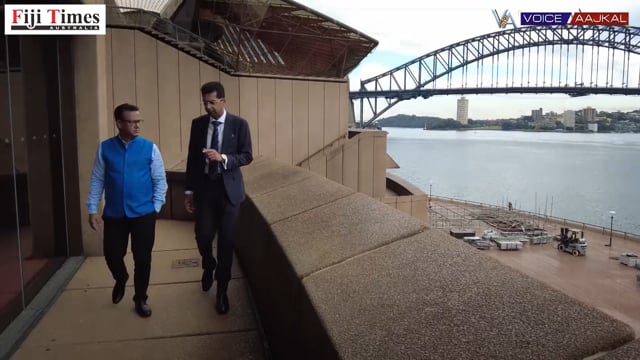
[
  {"xmin": 195, "ymin": 177, "xmax": 240, "ymax": 294},
  {"xmin": 103, "ymin": 211, "xmax": 156, "ymax": 302}
]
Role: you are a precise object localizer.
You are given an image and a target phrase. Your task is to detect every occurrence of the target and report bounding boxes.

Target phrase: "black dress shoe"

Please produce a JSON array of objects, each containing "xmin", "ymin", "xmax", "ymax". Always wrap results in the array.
[
  {"xmin": 112, "ymin": 276, "xmax": 128, "ymax": 304},
  {"xmin": 216, "ymin": 292, "xmax": 229, "ymax": 315},
  {"xmin": 201, "ymin": 270, "xmax": 214, "ymax": 292},
  {"xmin": 134, "ymin": 300, "xmax": 152, "ymax": 318}
]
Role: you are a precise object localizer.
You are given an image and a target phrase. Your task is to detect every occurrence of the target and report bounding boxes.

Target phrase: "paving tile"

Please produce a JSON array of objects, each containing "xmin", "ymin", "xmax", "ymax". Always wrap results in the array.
[
  {"xmin": 12, "ymin": 331, "xmax": 265, "ymax": 360},
  {"xmin": 67, "ymin": 250, "xmax": 243, "ymax": 290},
  {"xmin": 20, "ymin": 280, "xmax": 256, "ymax": 346}
]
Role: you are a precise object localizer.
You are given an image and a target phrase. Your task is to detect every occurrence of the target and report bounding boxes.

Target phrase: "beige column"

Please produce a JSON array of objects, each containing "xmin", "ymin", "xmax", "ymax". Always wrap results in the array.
[{"xmin": 74, "ymin": 34, "xmax": 110, "ymax": 256}]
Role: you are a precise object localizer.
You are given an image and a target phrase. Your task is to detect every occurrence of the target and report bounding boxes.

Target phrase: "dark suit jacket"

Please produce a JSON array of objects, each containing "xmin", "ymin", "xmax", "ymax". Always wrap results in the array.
[{"xmin": 185, "ymin": 113, "xmax": 253, "ymax": 206}]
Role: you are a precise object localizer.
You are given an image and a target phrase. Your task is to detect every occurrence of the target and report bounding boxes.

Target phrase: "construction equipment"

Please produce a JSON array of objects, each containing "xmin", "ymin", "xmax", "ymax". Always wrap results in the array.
[{"xmin": 555, "ymin": 227, "xmax": 587, "ymax": 256}]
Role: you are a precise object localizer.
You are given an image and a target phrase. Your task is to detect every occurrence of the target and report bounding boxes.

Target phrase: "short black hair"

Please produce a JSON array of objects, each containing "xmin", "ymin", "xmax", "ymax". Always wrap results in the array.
[
  {"xmin": 114, "ymin": 103, "xmax": 139, "ymax": 121},
  {"xmin": 200, "ymin": 81, "xmax": 225, "ymax": 98}
]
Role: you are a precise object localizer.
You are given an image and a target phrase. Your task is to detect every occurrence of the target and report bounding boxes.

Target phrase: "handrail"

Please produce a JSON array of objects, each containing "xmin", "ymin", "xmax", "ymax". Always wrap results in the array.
[
  {"xmin": 105, "ymin": 5, "xmax": 247, "ymax": 73},
  {"xmin": 431, "ymin": 194, "xmax": 640, "ymax": 240}
]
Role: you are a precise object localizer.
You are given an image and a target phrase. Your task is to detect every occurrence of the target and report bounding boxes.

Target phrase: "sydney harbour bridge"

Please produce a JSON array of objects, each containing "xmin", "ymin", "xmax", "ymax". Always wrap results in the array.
[{"xmin": 349, "ymin": 25, "xmax": 640, "ymax": 128}]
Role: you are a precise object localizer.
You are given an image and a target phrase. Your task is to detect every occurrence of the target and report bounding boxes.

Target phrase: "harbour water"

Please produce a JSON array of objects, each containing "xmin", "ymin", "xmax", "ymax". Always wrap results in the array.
[{"xmin": 385, "ymin": 128, "xmax": 640, "ymax": 235}]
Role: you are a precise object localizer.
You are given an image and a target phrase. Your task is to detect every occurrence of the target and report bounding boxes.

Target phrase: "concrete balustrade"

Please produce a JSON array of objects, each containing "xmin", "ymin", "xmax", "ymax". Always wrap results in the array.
[{"xmin": 165, "ymin": 156, "xmax": 634, "ymax": 359}]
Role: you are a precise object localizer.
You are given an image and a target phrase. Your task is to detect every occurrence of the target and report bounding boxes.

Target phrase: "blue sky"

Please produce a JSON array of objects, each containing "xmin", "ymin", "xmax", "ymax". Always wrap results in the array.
[{"xmin": 298, "ymin": 0, "xmax": 640, "ymax": 120}]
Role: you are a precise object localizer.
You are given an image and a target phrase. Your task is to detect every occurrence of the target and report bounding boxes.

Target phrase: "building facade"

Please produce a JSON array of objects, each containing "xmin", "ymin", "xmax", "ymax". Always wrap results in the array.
[
  {"xmin": 584, "ymin": 106, "xmax": 597, "ymax": 123},
  {"xmin": 1, "ymin": 0, "xmax": 422, "ymax": 334},
  {"xmin": 456, "ymin": 96, "xmax": 468, "ymax": 125},
  {"xmin": 531, "ymin": 108, "xmax": 543, "ymax": 123},
  {"xmin": 562, "ymin": 110, "xmax": 576, "ymax": 129}
]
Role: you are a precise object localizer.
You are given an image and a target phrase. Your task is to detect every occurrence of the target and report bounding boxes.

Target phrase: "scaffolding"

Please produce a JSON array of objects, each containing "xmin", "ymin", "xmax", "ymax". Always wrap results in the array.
[{"xmin": 429, "ymin": 200, "xmax": 552, "ymax": 242}]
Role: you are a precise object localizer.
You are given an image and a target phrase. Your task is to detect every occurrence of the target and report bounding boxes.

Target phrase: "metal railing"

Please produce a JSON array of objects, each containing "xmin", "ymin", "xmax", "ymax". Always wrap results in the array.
[
  {"xmin": 105, "ymin": 5, "xmax": 248, "ymax": 73},
  {"xmin": 430, "ymin": 195, "xmax": 640, "ymax": 240}
]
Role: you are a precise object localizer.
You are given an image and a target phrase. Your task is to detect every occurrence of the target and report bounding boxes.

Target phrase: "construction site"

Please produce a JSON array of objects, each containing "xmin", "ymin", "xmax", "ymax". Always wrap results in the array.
[
  {"xmin": 428, "ymin": 196, "xmax": 640, "ymax": 337},
  {"xmin": 430, "ymin": 197, "xmax": 555, "ymax": 246}
]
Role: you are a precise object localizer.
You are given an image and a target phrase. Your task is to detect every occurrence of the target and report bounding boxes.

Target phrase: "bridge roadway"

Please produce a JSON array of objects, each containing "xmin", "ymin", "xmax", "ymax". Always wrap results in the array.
[{"xmin": 430, "ymin": 197, "xmax": 640, "ymax": 337}]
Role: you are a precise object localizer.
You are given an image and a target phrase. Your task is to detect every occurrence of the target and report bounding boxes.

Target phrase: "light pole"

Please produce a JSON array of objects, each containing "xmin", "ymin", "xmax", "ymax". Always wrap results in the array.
[
  {"xmin": 606, "ymin": 210, "xmax": 615, "ymax": 247},
  {"xmin": 429, "ymin": 181, "xmax": 432, "ymax": 208}
]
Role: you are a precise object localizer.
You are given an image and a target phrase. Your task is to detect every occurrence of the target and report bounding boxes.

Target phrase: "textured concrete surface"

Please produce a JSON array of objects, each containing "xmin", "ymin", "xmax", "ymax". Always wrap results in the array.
[
  {"xmin": 11, "ymin": 219, "xmax": 267, "ymax": 360},
  {"xmin": 235, "ymin": 158, "xmax": 636, "ymax": 359},
  {"xmin": 242, "ymin": 158, "xmax": 313, "ymax": 197},
  {"xmin": 252, "ymin": 175, "xmax": 354, "ymax": 224},
  {"xmin": 271, "ymin": 192, "xmax": 427, "ymax": 277},
  {"xmin": 600, "ymin": 337, "xmax": 640, "ymax": 359},
  {"xmin": 302, "ymin": 229, "xmax": 635, "ymax": 360}
]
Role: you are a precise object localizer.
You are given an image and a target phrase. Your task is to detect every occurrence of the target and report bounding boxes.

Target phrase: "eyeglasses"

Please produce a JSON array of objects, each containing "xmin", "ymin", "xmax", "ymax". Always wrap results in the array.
[
  {"xmin": 119, "ymin": 119, "xmax": 144, "ymax": 125},
  {"xmin": 203, "ymin": 98, "xmax": 224, "ymax": 106}
]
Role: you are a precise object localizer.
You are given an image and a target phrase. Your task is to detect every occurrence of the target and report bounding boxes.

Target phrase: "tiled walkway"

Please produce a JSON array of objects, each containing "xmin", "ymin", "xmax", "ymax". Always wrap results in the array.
[{"xmin": 11, "ymin": 220, "xmax": 267, "ymax": 360}]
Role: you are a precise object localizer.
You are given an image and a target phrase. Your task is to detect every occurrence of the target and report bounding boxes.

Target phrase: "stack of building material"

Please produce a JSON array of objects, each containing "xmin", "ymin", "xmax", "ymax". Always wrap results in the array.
[
  {"xmin": 620, "ymin": 253, "xmax": 640, "ymax": 267},
  {"xmin": 494, "ymin": 239, "xmax": 523, "ymax": 250}
]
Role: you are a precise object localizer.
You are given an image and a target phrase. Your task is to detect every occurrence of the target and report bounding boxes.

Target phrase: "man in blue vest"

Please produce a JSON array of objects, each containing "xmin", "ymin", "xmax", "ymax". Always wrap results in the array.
[
  {"xmin": 184, "ymin": 81, "xmax": 253, "ymax": 315},
  {"xmin": 86, "ymin": 103, "xmax": 168, "ymax": 318}
]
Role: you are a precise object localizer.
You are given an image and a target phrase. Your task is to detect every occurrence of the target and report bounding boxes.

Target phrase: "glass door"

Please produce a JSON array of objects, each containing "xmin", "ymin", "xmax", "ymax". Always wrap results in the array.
[
  {"xmin": 0, "ymin": 10, "xmax": 75, "ymax": 330},
  {"xmin": 0, "ymin": 21, "xmax": 25, "ymax": 332}
]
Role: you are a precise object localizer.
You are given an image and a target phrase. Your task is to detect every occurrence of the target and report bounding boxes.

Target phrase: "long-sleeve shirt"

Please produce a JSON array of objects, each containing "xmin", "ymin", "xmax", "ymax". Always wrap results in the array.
[{"xmin": 86, "ymin": 137, "xmax": 167, "ymax": 215}]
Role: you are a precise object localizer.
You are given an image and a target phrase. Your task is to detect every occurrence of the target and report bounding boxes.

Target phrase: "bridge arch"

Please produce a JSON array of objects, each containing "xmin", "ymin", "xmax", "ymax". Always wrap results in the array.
[{"xmin": 351, "ymin": 25, "xmax": 640, "ymax": 127}]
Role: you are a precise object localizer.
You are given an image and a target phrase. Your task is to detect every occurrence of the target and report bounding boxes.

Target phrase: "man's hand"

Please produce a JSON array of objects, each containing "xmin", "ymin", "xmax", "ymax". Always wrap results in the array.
[
  {"xmin": 88, "ymin": 214, "xmax": 101, "ymax": 231},
  {"xmin": 184, "ymin": 193, "xmax": 195, "ymax": 213},
  {"xmin": 202, "ymin": 148, "xmax": 223, "ymax": 162}
]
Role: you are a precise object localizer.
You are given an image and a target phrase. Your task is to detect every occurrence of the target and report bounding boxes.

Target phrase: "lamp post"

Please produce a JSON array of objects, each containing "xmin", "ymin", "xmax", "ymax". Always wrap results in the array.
[
  {"xmin": 606, "ymin": 210, "xmax": 615, "ymax": 247},
  {"xmin": 429, "ymin": 181, "xmax": 432, "ymax": 209}
]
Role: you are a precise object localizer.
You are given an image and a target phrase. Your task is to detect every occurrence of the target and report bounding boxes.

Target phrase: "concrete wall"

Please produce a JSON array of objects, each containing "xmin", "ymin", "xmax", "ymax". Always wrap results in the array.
[
  {"xmin": 299, "ymin": 129, "xmax": 388, "ymax": 198},
  {"xmin": 233, "ymin": 157, "xmax": 634, "ymax": 360},
  {"xmin": 378, "ymin": 195, "xmax": 429, "ymax": 224},
  {"xmin": 73, "ymin": 35, "xmax": 111, "ymax": 256},
  {"xmin": 104, "ymin": 28, "xmax": 350, "ymax": 169},
  {"xmin": 76, "ymin": 27, "xmax": 390, "ymax": 253},
  {"xmin": 382, "ymin": 172, "xmax": 430, "ymax": 224}
]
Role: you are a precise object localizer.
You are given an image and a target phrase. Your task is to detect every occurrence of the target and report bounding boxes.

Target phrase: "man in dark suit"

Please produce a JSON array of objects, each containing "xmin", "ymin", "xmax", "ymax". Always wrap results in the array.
[{"xmin": 184, "ymin": 81, "xmax": 253, "ymax": 314}]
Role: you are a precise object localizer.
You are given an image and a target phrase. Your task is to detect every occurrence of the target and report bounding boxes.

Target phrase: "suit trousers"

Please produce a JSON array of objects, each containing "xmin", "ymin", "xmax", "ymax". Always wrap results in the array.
[
  {"xmin": 195, "ymin": 176, "xmax": 240, "ymax": 294},
  {"xmin": 103, "ymin": 211, "xmax": 156, "ymax": 302}
]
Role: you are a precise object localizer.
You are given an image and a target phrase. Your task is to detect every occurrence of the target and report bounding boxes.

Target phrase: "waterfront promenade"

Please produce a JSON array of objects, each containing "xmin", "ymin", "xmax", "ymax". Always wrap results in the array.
[{"xmin": 430, "ymin": 197, "xmax": 640, "ymax": 337}]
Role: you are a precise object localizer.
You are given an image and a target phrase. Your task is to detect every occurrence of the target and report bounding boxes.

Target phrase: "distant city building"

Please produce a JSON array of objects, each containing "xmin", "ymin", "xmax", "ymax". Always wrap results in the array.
[
  {"xmin": 457, "ymin": 96, "xmax": 469, "ymax": 125},
  {"xmin": 531, "ymin": 108, "xmax": 543, "ymax": 123},
  {"xmin": 562, "ymin": 110, "xmax": 575, "ymax": 128},
  {"xmin": 546, "ymin": 111, "xmax": 560, "ymax": 122},
  {"xmin": 584, "ymin": 107, "xmax": 597, "ymax": 122},
  {"xmin": 588, "ymin": 123, "xmax": 599, "ymax": 132}
]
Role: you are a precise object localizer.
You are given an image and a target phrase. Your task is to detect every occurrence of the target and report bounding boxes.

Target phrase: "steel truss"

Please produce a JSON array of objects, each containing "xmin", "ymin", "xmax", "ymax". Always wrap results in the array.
[{"xmin": 351, "ymin": 26, "xmax": 640, "ymax": 127}]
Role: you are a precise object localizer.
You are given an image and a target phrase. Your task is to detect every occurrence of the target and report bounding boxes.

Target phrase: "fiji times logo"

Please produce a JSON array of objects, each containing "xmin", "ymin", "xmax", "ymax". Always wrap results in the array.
[{"xmin": 4, "ymin": 4, "xmax": 106, "ymax": 35}]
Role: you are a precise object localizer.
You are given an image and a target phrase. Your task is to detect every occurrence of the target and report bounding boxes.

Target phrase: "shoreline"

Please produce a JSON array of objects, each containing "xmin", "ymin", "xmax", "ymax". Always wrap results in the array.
[{"xmin": 431, "ymin": 195, "xmax": 640, "ymax": 241}]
